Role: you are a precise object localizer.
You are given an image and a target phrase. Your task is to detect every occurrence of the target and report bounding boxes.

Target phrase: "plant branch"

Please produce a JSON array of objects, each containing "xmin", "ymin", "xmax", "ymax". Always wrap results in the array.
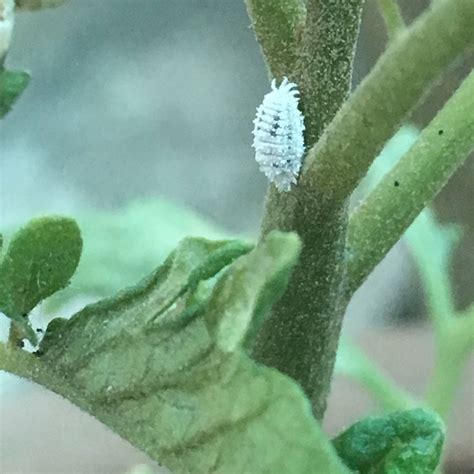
[
  {"xmin": 336, "ymin": 342, "xmax": 415, "ymax": 412},
  {"xmin": 300, "ymin": 0, "xmax": 474, "ymax": 203},
  {"xmin": 425, "ymin": 312, "xmax": 474, "ymax": 420},
  {"xmin": 347, "ymin": 71, "xmax": 474, "ymax": 293},
  {"xmin": 298, "ymin": 0, "xmax": 365, "ymax": 146},
  {"xmin": 376, "ymin": 0, "xmax": 405, "ymax": 41},
  {"xmin": 244, "ymin": 0, "xmax": 306, "ymax": 81},
  {"xmin": 249, "ymin": 1, "xmax": 364, "ymax": 419},
  {"xmin": 0, "ymin": 341, "xmax": 98, "ymax": 418}
]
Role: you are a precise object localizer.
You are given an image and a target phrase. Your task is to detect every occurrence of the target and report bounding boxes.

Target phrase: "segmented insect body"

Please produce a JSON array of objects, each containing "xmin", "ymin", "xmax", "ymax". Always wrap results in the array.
[{"xmin": 252, "ymin": 77, "xmax": 305, "ymax": 192}]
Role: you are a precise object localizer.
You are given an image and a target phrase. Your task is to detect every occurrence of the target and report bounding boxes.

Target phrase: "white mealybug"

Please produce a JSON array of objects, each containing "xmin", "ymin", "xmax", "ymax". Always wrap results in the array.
[{"xmin": 252, "ymin": 77, "xmax": 305, "ymax": 192}]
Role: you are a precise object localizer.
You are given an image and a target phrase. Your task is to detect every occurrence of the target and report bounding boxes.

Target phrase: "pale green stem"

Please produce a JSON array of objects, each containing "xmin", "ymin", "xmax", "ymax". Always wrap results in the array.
[
  {"xmin": 337, "ymin": 342, "xmax": 416, "ymax": 411},
  {"xmin": 347, "ymin": 71, "xmax": 474, "ymax": 293},
  {"xmin": 298, "ymin": 0, "xmax": 365, "ymax": 146},
  {"xmin": 376, "ymin": 0, "xmax": 405, "ymax": 41},
  {"xmin": 0, "ymin": 341, "xmax": 95, "ymax": 418},
  {"xmin": 301, "ymin": 0, "xmax": 474, "ymax": 203},
  {"xmin": 249, "ymin": 0, "xmax": 474, "ymax": 420},
  {"xmin": 244, "ymin": 0, "xmax": 306, "ymax": 81},
  {"xmin": 425, "ymin": 313, "xmax": 474, "ymax": 420}
]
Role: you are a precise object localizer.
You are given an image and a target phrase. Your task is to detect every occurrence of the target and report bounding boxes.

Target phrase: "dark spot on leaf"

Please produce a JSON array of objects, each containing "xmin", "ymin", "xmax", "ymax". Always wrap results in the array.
[
  {"xmin": 36, "ymin": 328, "xmax": 44, "ymax": 333},
  {"xmin": 438, "ymin": 129, "xmax": 444, "ymax": 135},
  {"xmin": 394, "ymin": 180, "xmax": 400, "ymax": 187},
  {"xmin": 270, "ymin": 130, "xmax": 277, "ymax": 137}
]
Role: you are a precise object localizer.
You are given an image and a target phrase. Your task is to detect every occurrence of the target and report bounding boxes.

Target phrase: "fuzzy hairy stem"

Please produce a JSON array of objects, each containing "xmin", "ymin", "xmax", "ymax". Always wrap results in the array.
[
  {"xmin": 254, "ymin": 194, "xmax": 349, "ymax": 418},
  {"xmin": 0, "ymin": 342, "xmax": 97, "ymax": 431},
  {"xmin": 249, "ymin": 0, "xmax": 473, "ymax": 420},
  {"xmin": 244, "ymin": 0, "xmax": 306, "ymax": 81},
  {"xmin": 249, "ymin": 0, "xmax": 364, "ymax": 419},
  {"xmin": 301, "ymin": 0, "xmax": 474, "ymax": 203},
  {"xmin": 298, "ymin": 0, "xmax": 365, "ymax": 146},
  {"xmin": 0, "ymin": 342, "xmax": 74, "ymax": 399},
  {"xmin": 376, "ymin": 0, "xmax": 405, "ymax": 40},
  {"xmin": 347, "ymin": 71, "xmax": 474, "ymax": 292}
]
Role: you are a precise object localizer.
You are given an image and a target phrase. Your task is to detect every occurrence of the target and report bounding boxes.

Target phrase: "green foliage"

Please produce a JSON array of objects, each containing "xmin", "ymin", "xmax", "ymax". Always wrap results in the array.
[
  {"xmin": 44, "ymin": 198, "xmax": 227, "ymax": 309},
  {"xmin": 205, "ymin": 231, "xmax": 301, "ymax": 352},
  {"xmin": 2, "ymin": 1, "xmax": 472, "ymax": 472},
  {"xmin": 0, "ymin": 69, "xmax": 30, "ymax": 118},
  {"xmin": 333, "ymin": 408, "xmax": 444, "ymax": 473},
  {"xmin": 34, "ymin": 231, "xmax": 347, "ymax": 473},
  {"xmin": 0, "ymin": 217, "xmax": 82, "ymax": 343}
]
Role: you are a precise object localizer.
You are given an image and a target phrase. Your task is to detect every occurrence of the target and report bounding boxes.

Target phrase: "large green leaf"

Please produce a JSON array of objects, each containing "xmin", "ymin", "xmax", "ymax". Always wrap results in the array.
[
  {"xmin": 41, "ymin": 198, "xmax": 228, "ymax": 310},
  {"xmin": 333, "ymin": 408, "xmax": 444, "ymax": 473},
  {"xmin": 39, "ymin": 232, "xmax": 347, "ymax": 473},
  {"xmin": 0, "ymin": 217, "xmax": 82, "ymax": 342},
  {"xmin": 0, "ymin": 69, "xmax": 30, "ymax": 118}
]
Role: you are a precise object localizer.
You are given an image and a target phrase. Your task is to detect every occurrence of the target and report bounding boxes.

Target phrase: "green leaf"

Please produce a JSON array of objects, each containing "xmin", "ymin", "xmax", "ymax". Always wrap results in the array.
[
  {"xmin": 0, "ymin": 69, "xmax": 30, "ymax": 118},
  {"xmin": 38, "ymin": 233, "xmax": 347, "ymax": 473},
  {"xmin": 333, "ymin": 408, "xmax": 445, "ymax": 473},
  {"xmin": 0, "ymin": 217, "xmax": 82, "ymax": 343},
  {"xmin": 41, "ymin": 198, "xmax": 229, "ymax": 310},
  {"xmin": 205, "ymin": 231, "xmax": 301, "ymax": 352}
]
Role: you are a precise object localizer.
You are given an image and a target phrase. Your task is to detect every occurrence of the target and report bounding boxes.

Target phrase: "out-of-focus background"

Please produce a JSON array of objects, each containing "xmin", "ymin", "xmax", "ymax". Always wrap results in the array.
[{"xmin": 1, "ymin": 1, "xmax": 472, "ymax": 473}]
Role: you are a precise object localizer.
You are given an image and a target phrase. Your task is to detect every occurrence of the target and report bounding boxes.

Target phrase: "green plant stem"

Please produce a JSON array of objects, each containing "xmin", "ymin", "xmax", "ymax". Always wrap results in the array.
[
  {"xmin": 301, "ymin": 0, "xmax": 474, "ymax": 203},
  {"xmin": 347, "ymin": 71, "xmax": 474, "ymax": 293},
  {"xmin": 0, "ymin": 341, "xmax": 96, "ymax": 419},
  {"xmin": 248, "ymin": 0, "xmax": 365, "ymax": 421},
  {"xmin": 337, "ymin": 342, "xmax": 415, "ymax": 411},
  {"xmin": 425, "ymin": 312, "xmax": 474, "ymax": 420},
  {"xmin": 298, "ymin": 0, "xmax": 365, "ymax": 146},
  {"xmin": 250, "ymin": 0, "xmax": 474, "ymax": 421},
  {"xmin": 7, "ymin": 321, "xmax": 23, "ymax": 348},
  {"xmin": 254, "ymin": 197, "xmax": 349, "ymax": 419},
  {"xmin": 244, "ymin": 0, "xmax": 306, "ymax": 81},
  {"xmin": 376, "ymin": 0, "xmax": 405, "ymax": 40},
  {"xmin": 352, "ymin": 365, "xmax": 414, "ymax": 412}
]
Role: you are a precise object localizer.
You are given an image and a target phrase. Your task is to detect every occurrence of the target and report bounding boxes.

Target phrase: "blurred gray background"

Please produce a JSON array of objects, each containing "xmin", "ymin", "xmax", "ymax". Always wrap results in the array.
[{"xmin": 1, "ymin": 1, "xmax": 472, "ymax": 473}]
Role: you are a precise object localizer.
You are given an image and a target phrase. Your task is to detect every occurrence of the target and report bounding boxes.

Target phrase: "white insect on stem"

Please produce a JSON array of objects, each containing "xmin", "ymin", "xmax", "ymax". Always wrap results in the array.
[{"xmin": 252, "ymin": 77, "xmax": 305, "ymax": 192}]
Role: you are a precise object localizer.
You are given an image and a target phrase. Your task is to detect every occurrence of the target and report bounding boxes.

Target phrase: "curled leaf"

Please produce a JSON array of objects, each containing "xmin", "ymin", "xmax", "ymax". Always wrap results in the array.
[
  {"xmin": 333, "ymin": 408, "xmax": 445, "ymax": 473},
  {"xmin": 38, "ymin": 233, "xmax": 347, "ymax": 473},
  {"xmin": 205, "ymin": 230, "xmax": 301, "ymax": 352}
]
